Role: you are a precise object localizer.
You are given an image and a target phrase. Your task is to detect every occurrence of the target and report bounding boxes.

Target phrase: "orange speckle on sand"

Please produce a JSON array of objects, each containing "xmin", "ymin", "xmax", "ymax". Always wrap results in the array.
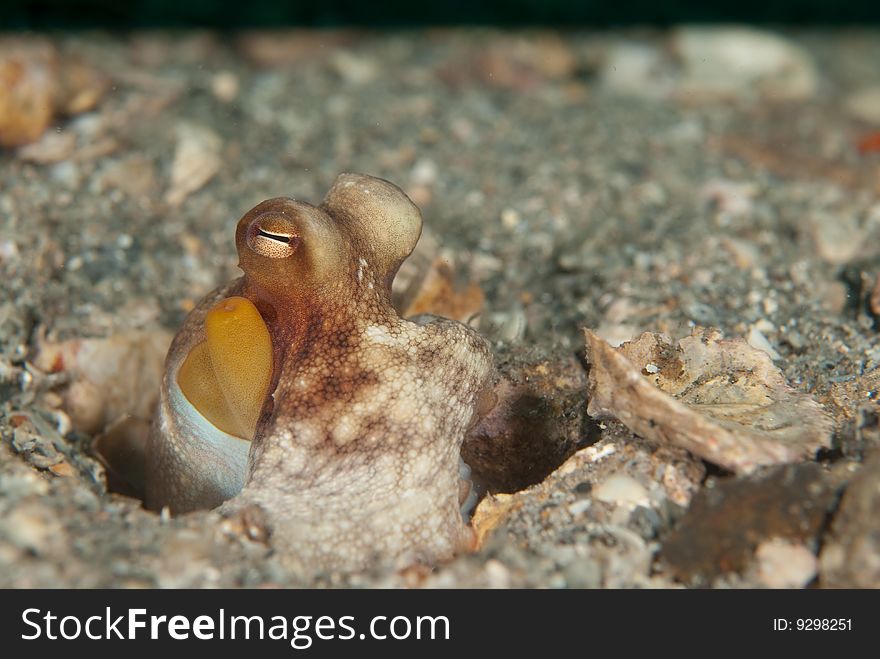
[
  {"xmin": 50, "ymin": 352, "xmax": 65, "ymax": 373},
  {"xmin": 49, "ymin": 461, "xmax": 76, "ymax": 477},
  {"xmin": 857, "ymin": 132, "xmax": 880, "ymax": 155}
]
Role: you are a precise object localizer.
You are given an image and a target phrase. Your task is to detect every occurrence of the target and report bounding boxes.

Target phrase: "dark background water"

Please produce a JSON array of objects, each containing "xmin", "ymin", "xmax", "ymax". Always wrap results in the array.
[{"xmin": 2, "ymin": 0, "xmax": 879, "ymax": 28}]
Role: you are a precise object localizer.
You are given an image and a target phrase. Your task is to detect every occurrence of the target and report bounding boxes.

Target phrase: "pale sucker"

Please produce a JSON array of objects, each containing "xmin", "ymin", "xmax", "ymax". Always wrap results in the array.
[{"xmin": 147, "ymin": 173, "xmax": 495, "ymax": 574}]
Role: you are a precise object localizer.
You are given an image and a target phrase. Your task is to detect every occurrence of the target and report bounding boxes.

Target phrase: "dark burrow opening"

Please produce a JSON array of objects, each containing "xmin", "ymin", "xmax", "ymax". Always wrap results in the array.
[{"xmin": 462, "ymin": 347, "xmax": 596, "ymax": 494}]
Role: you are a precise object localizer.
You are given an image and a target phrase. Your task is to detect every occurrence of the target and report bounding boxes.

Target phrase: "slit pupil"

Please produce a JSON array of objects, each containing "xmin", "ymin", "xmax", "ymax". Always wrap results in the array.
[{"xmin": 258, "ymin": 229, "xmax": 291, "ymax": 244}]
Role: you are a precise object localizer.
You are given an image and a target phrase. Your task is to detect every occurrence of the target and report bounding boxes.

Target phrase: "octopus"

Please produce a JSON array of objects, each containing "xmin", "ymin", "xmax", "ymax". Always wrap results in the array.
[{"xmin": 146, "ymin": 173, "xmax": 495, "ymax": 574}]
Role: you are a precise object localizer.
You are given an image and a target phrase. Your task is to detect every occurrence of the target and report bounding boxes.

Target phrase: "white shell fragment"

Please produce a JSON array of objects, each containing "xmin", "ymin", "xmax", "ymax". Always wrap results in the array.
[
  {"xmin": 164, "ymin": 121, "xmax": 222, "ymax": 207},
  {"xmin": 672, "ymin": 26, "xmax": 819, "ymax": 101},
  {"xmin": 583, "ymin": 328, "xmax": 832, "ymax": 474}
]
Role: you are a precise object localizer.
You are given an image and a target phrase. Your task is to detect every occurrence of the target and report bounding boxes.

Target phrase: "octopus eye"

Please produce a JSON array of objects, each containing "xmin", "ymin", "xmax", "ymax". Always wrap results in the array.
[
  {"xmin": 247, "ymin": 213, "xmax": 300, "ymax": 258},
  {"xmin": 177, "ymin": 296, "xmax": 273, "ymax": 439}
]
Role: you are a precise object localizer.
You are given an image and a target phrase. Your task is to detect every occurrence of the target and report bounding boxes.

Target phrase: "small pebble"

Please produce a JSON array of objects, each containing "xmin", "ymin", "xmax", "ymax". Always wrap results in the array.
[
  {"xmin": 211, "ymin": 71, "xmax": 239, "ymax": 102},
  {"xmin": 500, "ymin": 208, "xmax": 520, "ymax": 229},
  {"xmin": 593, "ymin": 473, "xmax": 650, "ymax": 509},
  {"xmin": 756, "ymin": 539, "xmax": 817, "ymax": 588},
  {"xmin": 484, "ymin": 559, "xmax": 511, "ymax": 589},
  {"xmin": 845, "ymin": 87, "xmax": 880, "ymax": 125}
]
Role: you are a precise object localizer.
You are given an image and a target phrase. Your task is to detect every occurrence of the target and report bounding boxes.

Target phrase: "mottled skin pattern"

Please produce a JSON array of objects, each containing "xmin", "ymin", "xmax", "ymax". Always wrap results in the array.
[{"xmin": 147, "ymin": 173, "xmax": 494, "ymax": 573}]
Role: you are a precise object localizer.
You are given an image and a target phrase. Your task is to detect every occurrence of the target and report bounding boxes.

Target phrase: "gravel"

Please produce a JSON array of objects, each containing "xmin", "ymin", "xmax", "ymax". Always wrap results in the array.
[{"xmin": 1, "ymin": 27, "xmax": 878, "ymax": 588}]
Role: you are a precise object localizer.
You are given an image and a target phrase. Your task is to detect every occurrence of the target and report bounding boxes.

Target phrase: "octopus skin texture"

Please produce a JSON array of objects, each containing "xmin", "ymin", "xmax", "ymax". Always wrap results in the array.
[{"xmin": 146, "ymin": 173, "xmax": 495, "ymax": 573}]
